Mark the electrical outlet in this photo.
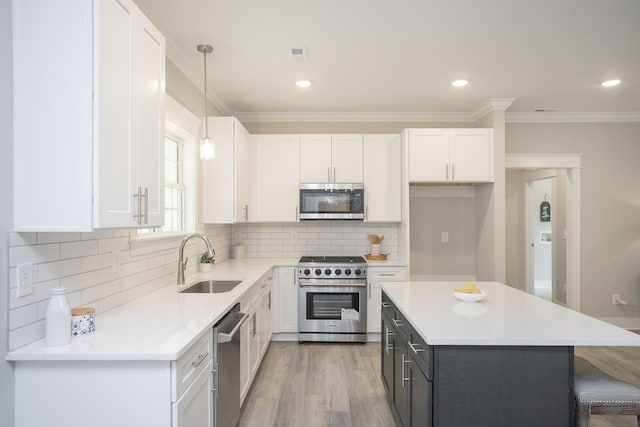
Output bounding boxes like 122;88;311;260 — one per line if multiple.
17;263;33;297
441;232;449;243
613;293;620;305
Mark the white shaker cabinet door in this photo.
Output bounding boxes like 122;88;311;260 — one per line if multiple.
300;134;332;183
449;128;494;182
407;129;449;182
332;134;364;183
96;0;165;228
363;134;401;222
255;135;300;222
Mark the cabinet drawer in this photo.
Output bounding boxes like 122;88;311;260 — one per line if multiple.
369;266;408;281
407;328;432;380
172;332;213;401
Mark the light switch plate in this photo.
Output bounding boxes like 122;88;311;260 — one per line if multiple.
17;263;33;297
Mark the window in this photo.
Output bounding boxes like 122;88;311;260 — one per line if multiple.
136;118;197;239
163;135;185;232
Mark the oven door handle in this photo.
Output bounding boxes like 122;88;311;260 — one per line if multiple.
298;281;367;288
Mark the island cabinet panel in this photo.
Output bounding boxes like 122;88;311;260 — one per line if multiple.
381;290;574;427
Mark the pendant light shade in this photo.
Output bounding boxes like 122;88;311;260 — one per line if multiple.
198;44;215;160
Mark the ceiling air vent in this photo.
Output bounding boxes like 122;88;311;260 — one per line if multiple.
289;46;308;62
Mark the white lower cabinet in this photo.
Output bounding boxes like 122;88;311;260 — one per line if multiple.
272;267;298;333
240;273;273;404
367;266;407;333
172;359;214;427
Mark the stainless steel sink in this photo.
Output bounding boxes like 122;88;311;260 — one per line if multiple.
180;280;243;293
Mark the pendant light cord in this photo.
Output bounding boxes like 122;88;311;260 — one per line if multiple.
203;48;209;139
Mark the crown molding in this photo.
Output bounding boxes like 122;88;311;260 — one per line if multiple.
506;111;640;123
165;38;234;116
234;111;476;123
471;98;515;121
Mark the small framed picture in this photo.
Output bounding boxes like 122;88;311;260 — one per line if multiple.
539;231;552;244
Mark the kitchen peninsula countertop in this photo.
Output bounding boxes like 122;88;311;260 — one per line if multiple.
381;281;640;346
6;257;298;362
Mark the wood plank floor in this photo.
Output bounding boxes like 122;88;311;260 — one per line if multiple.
239;342;640;427
238;342;395;427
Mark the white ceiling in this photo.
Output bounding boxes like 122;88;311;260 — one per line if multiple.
135;0;640;121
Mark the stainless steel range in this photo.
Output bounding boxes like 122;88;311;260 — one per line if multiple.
297;256;367;343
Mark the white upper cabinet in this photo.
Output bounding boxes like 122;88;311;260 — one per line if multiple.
255;135;300;222
13;0;165;231
363;134;402;222
407;128;494;183
202;117;253;224
300;134;363;183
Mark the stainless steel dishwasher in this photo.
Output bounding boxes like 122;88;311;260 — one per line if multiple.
213;303;249;427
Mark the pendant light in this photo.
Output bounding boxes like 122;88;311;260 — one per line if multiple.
198;44;215;160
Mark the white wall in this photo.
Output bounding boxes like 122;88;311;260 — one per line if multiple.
507;122;640;320
1;0;14;423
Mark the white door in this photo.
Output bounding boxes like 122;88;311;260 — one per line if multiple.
276;267;298;333
134;11;165;227
234;121;252;222
363;134;401;222
95;0;136;227
172;360;214;427
255;135;300;221
450;129;494;182
332;134;363;183
300;135;332;183
407;129;449;182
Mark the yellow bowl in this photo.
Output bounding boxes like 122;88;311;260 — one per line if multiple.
453;289;486;303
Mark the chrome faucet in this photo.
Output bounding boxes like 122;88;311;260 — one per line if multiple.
177;233;215;286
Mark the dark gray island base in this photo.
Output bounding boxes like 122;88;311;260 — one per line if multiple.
381;291;574;427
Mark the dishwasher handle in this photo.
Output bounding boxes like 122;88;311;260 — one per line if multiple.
217;312;249;343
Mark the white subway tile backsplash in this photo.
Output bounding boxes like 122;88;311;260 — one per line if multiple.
10;243;60;267
37;258;83;282
9;321;45;350
9;305;38;329
62;240;98;259
7;225;233;351
37;232;81;244
9;232;37;246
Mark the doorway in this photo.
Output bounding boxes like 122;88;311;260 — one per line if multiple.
523;171;562;303
505;153;582;311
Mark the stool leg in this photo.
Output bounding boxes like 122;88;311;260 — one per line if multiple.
576;403;590;427
636;415;639;427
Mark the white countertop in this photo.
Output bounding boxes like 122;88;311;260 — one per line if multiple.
6;257;298;362
382;281;640;346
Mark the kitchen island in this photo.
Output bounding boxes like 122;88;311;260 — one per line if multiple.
381;281;640;427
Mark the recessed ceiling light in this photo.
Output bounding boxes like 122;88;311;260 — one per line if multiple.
451;79;469;87
601;79;621;87
296;80;312;88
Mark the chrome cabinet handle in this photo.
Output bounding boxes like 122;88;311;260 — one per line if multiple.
252;313;257;337
327;167;331;182
333;167;336;182
409;341;426;354
384;324;395;354
392;318;404;328
446;164;449;180
379;273;396;277
192;351;209;368
133;187;142;224
142;187;148;224
244;204;248;221
267;291;272;310
452;164;455;180
401;353;412;387
381;301;390;308
368;281;371;299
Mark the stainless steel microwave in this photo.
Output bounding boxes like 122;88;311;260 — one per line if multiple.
299;183;364;220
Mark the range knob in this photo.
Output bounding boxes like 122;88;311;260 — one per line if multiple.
345;269;352;276
354;268;362;276
324;269;331;276
303;269;310;276
315;269;322;276
335;269;342;276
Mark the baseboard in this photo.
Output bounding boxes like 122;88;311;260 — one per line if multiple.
597;317;640;330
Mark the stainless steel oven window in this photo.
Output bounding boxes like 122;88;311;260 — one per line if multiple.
305;292;361;320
